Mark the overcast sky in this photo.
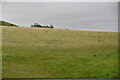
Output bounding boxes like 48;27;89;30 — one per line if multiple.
1;0;119;2
2;2;118;31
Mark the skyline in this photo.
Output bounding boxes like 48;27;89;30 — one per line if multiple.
1;2;118;32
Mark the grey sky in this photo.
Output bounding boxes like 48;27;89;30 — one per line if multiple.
0;2;2;20
2;2;118;31
1;0;119;2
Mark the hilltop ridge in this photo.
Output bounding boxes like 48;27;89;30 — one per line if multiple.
0;20;18;27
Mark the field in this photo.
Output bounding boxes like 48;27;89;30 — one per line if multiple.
2;26;118;78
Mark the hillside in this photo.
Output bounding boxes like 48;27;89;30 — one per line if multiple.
0;20;18;27
2;26;118;78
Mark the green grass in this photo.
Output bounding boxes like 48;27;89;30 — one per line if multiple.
0;27;1;79
2;27;118;78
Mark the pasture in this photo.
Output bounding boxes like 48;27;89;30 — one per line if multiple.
2;26;118;78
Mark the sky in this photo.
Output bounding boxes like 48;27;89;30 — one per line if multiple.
1;0;119;2
1;2;118;32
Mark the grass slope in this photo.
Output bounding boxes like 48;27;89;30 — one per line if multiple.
0;21;18;27
2;27;118;78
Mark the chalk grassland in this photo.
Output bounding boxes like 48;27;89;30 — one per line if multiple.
2;26;118;78
0;26;2;79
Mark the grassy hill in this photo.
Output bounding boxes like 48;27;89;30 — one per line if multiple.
0;20;18;27
2;26;118;78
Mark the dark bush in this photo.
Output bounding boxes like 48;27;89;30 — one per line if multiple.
31;23;54;28
50;25;54;28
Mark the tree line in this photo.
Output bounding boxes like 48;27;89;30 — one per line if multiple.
31;23;54;28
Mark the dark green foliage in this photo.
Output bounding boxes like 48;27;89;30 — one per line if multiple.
50;25;54;28
31;23;54;28
0;20;18;27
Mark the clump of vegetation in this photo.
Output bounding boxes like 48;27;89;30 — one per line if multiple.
31;23;54;28
0;20;18;27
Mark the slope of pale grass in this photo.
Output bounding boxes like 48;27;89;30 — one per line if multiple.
0;27;2;79
2;27;118;78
